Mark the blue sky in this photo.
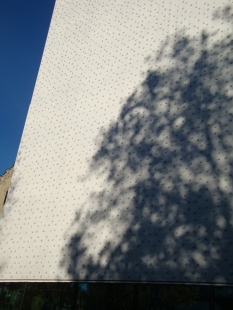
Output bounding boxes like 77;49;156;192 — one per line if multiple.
0;0;55;175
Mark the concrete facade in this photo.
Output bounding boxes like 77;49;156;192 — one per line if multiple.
0;167;13;215
0;0;233;284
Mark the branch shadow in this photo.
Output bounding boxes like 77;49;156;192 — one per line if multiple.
60;6;233;284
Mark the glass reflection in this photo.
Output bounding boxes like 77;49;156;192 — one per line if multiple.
214;286;233;310
21;283;76;310
75;284;210;310
1;282;233;309
0;283;24;310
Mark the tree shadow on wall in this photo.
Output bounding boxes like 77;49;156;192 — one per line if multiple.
61;7;233;284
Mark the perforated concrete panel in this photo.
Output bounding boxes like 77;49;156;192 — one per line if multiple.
1;0;233;284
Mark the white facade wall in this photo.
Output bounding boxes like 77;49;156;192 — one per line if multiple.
1;0;233;284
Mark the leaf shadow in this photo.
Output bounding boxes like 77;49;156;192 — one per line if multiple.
60;6;233;284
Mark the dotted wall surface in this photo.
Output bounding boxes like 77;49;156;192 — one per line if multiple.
1;0;233;284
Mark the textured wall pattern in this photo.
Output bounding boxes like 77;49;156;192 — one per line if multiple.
1;0;233;284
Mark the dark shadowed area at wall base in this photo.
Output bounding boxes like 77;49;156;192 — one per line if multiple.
0;282;233;310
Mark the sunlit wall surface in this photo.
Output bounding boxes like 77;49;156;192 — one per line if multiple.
0;0;233;284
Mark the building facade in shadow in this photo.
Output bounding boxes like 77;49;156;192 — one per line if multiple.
0;167;13;215
0;2;233;307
